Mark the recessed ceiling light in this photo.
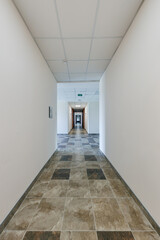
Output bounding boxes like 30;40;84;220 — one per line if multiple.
75;105;81;107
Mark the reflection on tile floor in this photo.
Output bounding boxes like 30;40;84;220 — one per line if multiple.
0;128;159;240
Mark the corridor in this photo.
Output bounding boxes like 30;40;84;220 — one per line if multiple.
0;129;159;240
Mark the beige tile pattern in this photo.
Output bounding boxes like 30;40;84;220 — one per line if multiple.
6;199;40;230
70;168;87;180
109;179;130;197
60;231;97;240
102;167;118;179
86;162;101;169
67;180;90;197
56;162;72;169
62;198;95;230
1;130;159;239
43;180;69;198
0;231;24;240
27;182;49;198
133;231;160;240
28;198;65;230
89;180;113;198
92;198;130;231
118;198;153;230
38;169;54;182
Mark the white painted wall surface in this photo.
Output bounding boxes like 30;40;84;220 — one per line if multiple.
100;0;160;225
85;104;89;133
89;102;99;134
68;105;72;133
0;0;57;224
57;102;69;134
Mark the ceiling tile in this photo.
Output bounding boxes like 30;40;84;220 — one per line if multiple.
36;39;65;60
48;61;68;73
86;73;103;81
90;38;122;60
56;0;97;38
57;82;99;102
94;0;142;37
87;60;110;72
13;0;60;38
64;39;91;60
75;88;87;93
70;73;86;81
54;73;69;82
68;61;88;73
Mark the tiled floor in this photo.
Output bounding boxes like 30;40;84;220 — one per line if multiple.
0;128;160;240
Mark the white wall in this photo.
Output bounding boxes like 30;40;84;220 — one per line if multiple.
0;0;57;224
68;105;72;133
100;0;160;226
57;102;69;134
85;104;89;133
89;102;99;134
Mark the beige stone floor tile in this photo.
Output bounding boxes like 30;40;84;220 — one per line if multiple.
56;162;72;169
71;162;86;168
6;199;40;230
99;160;111;168
43;180;69;198
118;198;153;230
28;198;65;231
86;162;101;169
89;180;113;198
0;231;25;240
72;155;85;162
38;169;54;182
102;167;119;179
45;162;59;170
133;231;160;240
67;180;90;197
3;133;157;237
62;198;95;230
50;155;61;162
27;181;49;198
92;198;130;231
18;198;41;211
109;179;130;197
84;151;94;155
60;231;97;240
70;168;87;180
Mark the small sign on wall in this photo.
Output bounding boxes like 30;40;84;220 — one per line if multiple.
49;106;53;118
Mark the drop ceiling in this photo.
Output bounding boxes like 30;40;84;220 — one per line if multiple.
13;0;143;82
58;82;99;102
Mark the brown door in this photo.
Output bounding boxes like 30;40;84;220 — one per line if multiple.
82;108;85;129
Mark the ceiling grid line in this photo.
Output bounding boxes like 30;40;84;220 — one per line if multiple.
53;0;70;81
46;58;111;62
85;0;100;77
13;0;144;83
35;36;123;40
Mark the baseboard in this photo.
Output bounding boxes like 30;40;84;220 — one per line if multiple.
0;150;57;234
100;150;160;236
